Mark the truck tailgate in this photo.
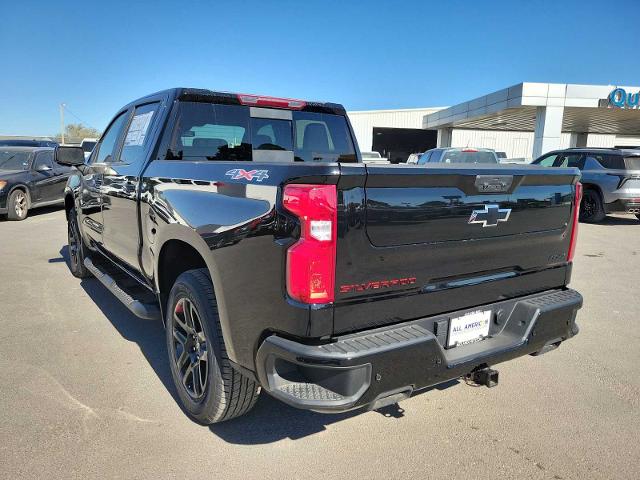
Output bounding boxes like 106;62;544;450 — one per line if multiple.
333;163;580;334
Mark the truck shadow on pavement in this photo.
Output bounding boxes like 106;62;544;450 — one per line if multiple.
591;215;639;226
54;246;456;444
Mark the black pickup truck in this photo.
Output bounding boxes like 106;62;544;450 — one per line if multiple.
56;88;583;424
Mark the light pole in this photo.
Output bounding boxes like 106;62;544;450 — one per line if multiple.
59;103;65;144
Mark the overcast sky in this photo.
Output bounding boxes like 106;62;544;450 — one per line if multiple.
1;0;639;135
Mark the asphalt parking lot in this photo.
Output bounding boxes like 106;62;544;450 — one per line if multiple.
1;208;639;480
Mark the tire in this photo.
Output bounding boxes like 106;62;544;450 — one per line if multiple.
67;207;91;278
7;189;28;220
580;189;605;223
166;268;260;424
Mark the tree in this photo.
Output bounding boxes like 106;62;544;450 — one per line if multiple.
54;123;101;144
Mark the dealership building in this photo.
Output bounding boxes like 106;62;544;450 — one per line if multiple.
348;82;640;163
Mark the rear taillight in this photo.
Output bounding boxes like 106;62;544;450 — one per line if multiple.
283;184;337;304
237;94;306;110
567;182;582;262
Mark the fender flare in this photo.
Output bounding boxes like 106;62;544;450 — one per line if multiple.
153;224;240;363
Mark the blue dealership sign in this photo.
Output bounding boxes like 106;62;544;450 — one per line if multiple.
609;88;640;109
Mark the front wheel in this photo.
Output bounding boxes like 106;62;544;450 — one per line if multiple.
166;268;260;424
580;189;605;223
67;207;91;278
7;190;28;220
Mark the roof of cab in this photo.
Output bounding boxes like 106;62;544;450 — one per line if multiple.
123;88;346;115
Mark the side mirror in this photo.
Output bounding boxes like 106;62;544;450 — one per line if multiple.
36;164;53;172
55;146;85;166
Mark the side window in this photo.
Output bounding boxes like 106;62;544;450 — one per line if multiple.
93;112;129;164
33;151;54;170
163;102;356;163
596;154;625;170
536;153;558;167
418;151;431;164
558;154;584;169
120;102;160;165
429;150;442;162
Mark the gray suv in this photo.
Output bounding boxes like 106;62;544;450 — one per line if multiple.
532;148;640;223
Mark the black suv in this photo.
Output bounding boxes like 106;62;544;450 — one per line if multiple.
533;148;640;222
0;147;73;220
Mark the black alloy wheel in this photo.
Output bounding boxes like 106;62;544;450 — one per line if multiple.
67;207;90;278
170;297;209;400
165;269;260;424
579;189;605;223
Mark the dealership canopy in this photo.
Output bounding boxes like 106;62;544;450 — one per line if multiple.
423;83;640;158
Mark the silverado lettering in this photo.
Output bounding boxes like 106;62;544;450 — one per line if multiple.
57;88;583;425
340;277;417;293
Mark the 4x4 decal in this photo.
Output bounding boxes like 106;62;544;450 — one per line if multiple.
225;169;270;182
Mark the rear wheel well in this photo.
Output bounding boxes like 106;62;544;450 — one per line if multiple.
158;240;208;312
581;183;602;199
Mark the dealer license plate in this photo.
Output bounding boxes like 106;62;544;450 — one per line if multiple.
447;310;492;347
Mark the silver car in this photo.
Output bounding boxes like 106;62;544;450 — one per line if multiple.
415;147;500;165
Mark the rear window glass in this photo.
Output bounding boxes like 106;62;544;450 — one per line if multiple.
165;102;356;162
292;111;356;162
624;156;640;170
168;103;251;161
251;117;293;151
441;149;498;164
585;154;624;170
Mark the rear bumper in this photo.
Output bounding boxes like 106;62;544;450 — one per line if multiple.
606;198;640;214
255;288;582;413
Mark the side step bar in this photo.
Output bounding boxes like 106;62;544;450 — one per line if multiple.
83;257;161;321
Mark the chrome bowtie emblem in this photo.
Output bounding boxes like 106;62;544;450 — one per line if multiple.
468;205;511;227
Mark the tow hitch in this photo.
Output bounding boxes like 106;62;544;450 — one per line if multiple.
467;367;499;388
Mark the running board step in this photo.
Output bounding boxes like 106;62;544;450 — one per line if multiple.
84;257;160;321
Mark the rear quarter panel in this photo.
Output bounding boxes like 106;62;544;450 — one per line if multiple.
140;160;341;370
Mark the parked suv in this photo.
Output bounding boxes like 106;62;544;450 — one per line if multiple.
417;147;499;165
532;148;640;222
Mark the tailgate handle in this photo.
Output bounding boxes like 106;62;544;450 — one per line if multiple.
475;175;513;193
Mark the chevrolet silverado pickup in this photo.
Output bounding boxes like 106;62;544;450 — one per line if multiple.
56;88;583;424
